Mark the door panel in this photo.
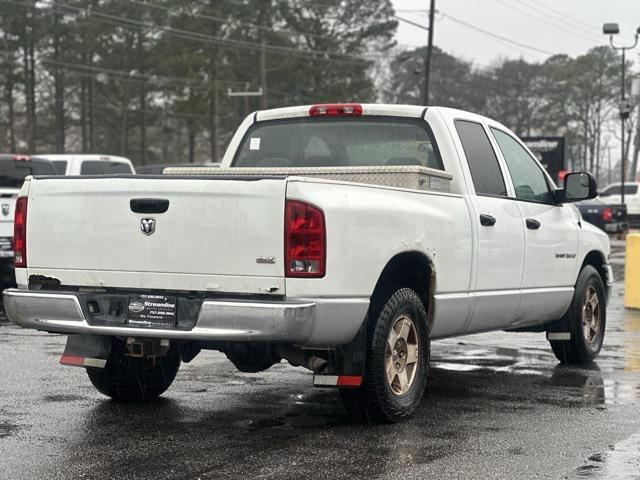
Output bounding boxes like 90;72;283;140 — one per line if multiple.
516;203;579;290
487;127;579;327
453;119;525;332
466;196;525;332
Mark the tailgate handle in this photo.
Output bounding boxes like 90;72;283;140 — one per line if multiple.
130;198;169;214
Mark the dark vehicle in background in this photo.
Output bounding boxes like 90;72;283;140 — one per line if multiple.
598;182;640;228
577;198;626;233
0;155;58;288
137;162;220;174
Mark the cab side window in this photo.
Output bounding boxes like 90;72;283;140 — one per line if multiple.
491;128;553;204
454;120;507;197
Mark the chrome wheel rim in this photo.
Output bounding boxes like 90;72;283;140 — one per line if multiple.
385;314;419;396
582;286;601;346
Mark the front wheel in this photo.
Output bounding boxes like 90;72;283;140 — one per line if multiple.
549;265;606;364
86;339;181;401
341;288;429;423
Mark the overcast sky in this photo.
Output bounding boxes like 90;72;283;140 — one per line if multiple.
392;0;640;68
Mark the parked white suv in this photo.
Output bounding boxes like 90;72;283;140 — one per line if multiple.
4;105;611;422
36;154;135;175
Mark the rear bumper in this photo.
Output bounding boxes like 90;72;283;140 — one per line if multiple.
3;289;368;347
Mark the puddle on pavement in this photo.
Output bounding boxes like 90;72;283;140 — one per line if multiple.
569;433;640;479
0;421;20;438
43;394;89;403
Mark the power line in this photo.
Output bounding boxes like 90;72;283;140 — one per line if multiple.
42;59;248;89
131;0;343;43
519;0;611;37
440;11;555;56
395;15;430;31
1;0;370;67
494;0;601;44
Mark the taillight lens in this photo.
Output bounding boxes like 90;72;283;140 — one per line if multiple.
602;207;613;222
285;200;325;278
14;196;27;267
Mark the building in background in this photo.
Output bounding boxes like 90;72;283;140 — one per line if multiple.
522;137;566;184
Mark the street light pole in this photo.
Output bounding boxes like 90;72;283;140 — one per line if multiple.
603;23;639;222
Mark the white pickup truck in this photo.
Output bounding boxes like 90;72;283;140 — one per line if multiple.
4;104;611;422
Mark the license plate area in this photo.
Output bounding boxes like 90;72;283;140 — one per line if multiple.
127;294;177;329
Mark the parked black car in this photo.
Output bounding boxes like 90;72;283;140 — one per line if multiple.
576;198;626;233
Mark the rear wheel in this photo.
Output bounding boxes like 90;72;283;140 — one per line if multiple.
86;339;180;401
549;266;606;364
340;288;429;423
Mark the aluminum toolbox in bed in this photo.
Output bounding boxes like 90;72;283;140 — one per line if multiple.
163;165;453;193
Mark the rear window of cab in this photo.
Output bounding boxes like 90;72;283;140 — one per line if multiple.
233;117;444;170
0;157;58;187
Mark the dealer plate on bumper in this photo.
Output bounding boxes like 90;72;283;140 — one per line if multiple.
127;294;177;328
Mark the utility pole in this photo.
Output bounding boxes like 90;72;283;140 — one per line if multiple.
227;85;264;117
422;0;436;105
259;0;270;110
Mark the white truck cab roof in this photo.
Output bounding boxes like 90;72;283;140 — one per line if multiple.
36;154;135;175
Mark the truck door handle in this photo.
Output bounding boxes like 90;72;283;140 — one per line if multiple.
479;214;496;226
130;198;170;214
526;218;541;230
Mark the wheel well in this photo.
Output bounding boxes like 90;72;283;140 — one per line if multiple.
581;250;607;286
369;251;434;330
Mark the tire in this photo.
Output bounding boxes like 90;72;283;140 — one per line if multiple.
340;288;429;423
549;265;606;364
86;339;181;401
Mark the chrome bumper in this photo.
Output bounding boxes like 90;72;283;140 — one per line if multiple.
3;289;317;343
604;263;614;304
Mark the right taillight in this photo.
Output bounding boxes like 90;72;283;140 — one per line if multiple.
14;196;27;267
285;200;325;278
602;207;613;222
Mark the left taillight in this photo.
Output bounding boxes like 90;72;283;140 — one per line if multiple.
14;196;27;267
285;200;326;278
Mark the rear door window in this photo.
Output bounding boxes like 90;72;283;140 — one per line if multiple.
233;117;443;170
454;120;507;197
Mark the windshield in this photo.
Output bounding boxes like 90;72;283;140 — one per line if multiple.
0;158;58;187
233;117;443;169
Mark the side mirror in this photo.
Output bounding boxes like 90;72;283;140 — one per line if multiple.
561;172;597;203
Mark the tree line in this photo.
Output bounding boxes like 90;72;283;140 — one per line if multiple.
0;0;396;164
384;45;639;183
0;0;637;182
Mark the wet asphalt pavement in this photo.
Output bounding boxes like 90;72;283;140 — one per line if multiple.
1;244;640;479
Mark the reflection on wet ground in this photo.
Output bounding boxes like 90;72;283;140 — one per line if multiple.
569;434;640;479
1;282;640;478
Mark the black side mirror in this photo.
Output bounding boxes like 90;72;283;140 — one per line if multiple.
561;172;597;203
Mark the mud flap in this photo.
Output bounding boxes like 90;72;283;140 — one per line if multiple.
547;332;571;341
313;320;367;388
60;334;112;368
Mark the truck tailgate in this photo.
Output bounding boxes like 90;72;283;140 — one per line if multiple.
25;176;287;294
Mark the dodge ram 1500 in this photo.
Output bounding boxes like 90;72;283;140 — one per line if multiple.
4;104;612;422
